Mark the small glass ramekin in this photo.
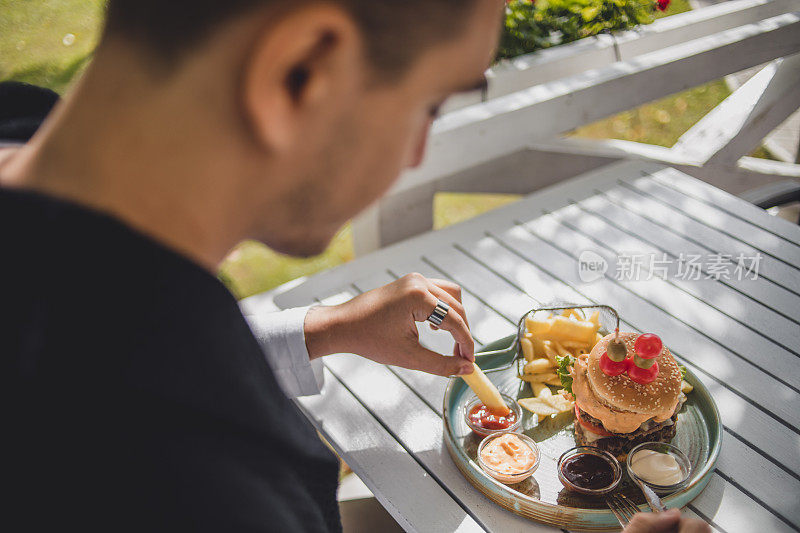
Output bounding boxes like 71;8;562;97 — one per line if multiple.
557;445;622;495
477;431;540;484
464;394;522;437
626;442;692;494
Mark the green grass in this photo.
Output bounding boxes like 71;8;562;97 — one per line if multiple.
0;0;105;93
3;0;770;300
573;80;733;146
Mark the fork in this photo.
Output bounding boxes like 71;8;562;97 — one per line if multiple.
605;493;643;528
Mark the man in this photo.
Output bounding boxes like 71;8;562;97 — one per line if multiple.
0;0;710;531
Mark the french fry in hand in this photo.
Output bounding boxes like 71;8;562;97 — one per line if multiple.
524;358;554;374
588;310;600;327
461;363;510;416
520;337;535;362
518;372;558;383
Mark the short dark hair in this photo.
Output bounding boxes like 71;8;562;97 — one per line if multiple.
104;0;478;75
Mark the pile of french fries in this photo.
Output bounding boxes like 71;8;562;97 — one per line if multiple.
517;308;603;421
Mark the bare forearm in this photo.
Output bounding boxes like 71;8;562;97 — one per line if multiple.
304;304;346;360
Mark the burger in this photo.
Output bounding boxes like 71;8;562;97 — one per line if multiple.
567;332;685;457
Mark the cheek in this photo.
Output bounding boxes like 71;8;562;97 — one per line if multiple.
355;108;424;191
317;103;430;224
369;112;427;189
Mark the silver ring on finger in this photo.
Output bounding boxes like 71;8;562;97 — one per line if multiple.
426;299;450;326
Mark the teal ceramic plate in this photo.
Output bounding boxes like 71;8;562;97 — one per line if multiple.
443;334;722;532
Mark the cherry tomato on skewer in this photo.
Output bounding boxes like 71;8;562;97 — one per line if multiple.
599;352;629;376
628;361;659;384
634;333;662;359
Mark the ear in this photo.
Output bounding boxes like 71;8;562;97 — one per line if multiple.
242;5;363;152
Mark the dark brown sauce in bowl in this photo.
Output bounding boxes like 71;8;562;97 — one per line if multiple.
557;446;622;495
562;454;615;490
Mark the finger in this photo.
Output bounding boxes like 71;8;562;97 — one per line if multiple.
427;278;463;303
624;510;681;533
421;289;475;361
679;518;712;533
427;283;468;328
403;344;473;377
427;279;468;326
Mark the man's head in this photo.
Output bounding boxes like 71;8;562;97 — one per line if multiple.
72;0;504;259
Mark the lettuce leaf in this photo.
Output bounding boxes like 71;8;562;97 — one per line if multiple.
679;365;687;380
556;354;575;396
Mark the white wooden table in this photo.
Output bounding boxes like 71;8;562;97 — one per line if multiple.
241;161;800;533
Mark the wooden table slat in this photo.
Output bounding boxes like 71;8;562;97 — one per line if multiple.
580;189;800;323
612;176;800;295
297;368;484;533
538;204;800;388
562;197;800;346
322;353;555;532
651;167;800;245
688;473;796;533
631;169;800;265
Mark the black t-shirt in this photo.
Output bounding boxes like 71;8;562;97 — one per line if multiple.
1;186;341;532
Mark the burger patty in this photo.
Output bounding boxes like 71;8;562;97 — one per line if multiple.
574;407;679;457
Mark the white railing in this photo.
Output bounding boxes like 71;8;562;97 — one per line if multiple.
352;0;800;254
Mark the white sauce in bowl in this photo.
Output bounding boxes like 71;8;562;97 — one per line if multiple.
630;449;684;485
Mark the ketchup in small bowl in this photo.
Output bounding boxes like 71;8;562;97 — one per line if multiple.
557;446;622;495
464;394;522;437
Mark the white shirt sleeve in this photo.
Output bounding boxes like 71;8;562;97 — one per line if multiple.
245;306;324;397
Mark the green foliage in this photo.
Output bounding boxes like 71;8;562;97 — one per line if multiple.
499;0;657;60
555;354;576;396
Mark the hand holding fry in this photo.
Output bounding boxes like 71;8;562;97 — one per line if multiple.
304;273;474;377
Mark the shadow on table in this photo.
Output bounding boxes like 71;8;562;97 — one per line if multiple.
339;497;404;533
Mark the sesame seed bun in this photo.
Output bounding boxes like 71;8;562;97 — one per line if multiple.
587;333;682;417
